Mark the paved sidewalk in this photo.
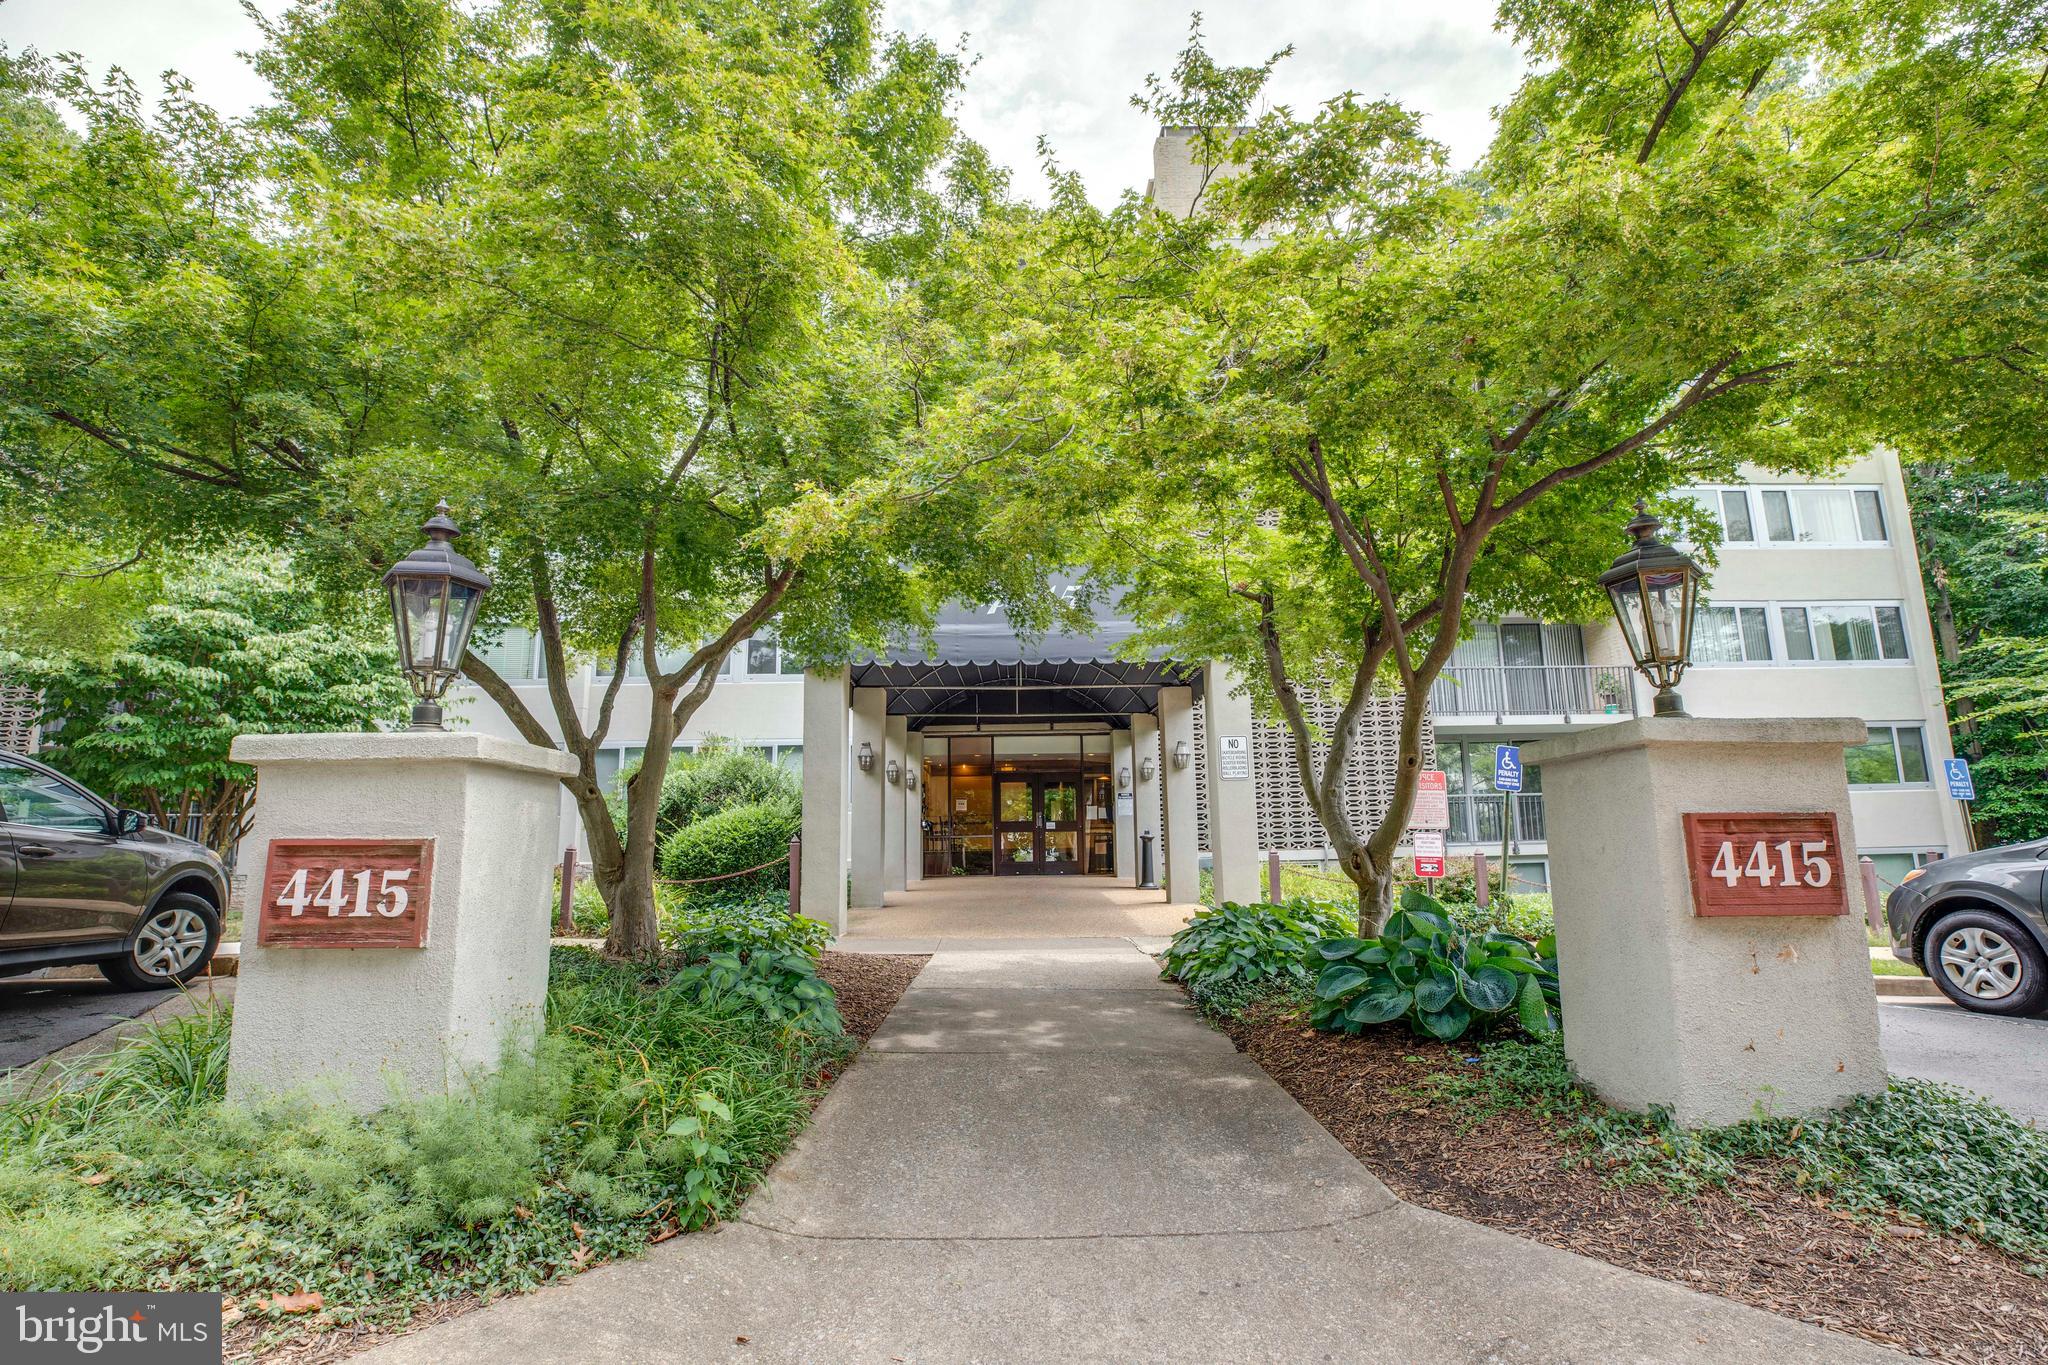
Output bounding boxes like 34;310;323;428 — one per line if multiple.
360;940;1896;1364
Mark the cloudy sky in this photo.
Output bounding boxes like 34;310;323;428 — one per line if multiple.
1;0;1526;201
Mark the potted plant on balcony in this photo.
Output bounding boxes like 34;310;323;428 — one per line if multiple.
1595;671;1626;715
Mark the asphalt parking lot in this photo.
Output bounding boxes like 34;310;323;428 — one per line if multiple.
0;976;177;1071
1877;999;2048;1124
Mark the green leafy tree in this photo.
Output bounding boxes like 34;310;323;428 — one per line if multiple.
1907;467;2048;844
6;553;409;853
0;3;1067;954
974;7;2045;928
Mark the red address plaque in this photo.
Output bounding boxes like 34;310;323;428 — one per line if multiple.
257;838;434;948
1683;813;1848;917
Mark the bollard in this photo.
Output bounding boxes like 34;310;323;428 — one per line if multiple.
558;847;577;935
1473;850;1489;909
1139;831;1159;890
1267;849;1282;903
1860;856;1885;941
788;835;803;917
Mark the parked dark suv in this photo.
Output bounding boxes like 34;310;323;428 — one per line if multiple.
1885;838;2048;1017
0;751;227;989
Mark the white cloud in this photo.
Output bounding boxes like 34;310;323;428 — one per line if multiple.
2;0;1526;202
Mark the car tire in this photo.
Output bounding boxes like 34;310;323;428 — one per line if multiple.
100;893;220;991
1921;907;2048;1017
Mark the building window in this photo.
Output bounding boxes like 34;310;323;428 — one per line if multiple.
1845;725;1931;786
1693;602;1773;664
469;625;546;681
1781;603;1909;663
1690;485;1887;548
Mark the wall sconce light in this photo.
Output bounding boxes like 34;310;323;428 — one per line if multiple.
1138;755;1156;782
857;741;874;771
905;769;918;791
1171;740;1192;769
886;759;902;784
1117;766;1131;790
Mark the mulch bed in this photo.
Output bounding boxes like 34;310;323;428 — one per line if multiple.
1217;1003;2048;1365
817;951;927;1045
238;952;928;1362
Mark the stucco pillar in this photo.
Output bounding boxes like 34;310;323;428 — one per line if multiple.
1157;685;1200;904
1111;729;1137;879
849;687;888;909
1130;712;1163;887
883;714;909;894
905;732;926;886
800;668;850;934
225;732;577;1112
1202;662;1261;905
1524;717;1885;1128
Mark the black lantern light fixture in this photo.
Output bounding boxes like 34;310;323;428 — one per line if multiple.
1598;502;1702;718
382;500;491;731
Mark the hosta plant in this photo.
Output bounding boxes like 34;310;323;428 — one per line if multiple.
1310;888;1559;1042
1163;898;1357;1002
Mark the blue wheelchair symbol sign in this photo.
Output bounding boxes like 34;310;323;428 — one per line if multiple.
1943;758;1975;801
1494;745;1523;793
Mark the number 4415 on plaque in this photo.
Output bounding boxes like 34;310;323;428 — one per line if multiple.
1682;814;1848;918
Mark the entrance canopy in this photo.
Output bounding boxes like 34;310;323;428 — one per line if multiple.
850;585;1200;730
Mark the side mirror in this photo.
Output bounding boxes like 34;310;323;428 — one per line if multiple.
113;809;147;837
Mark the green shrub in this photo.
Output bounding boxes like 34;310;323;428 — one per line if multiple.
1163;898;1357;1017
654;749;799;841
0;949;848;1316
1446;892;1555;942
1429;1034;2048;1269
665;888;831;962
1310;886;1560;1042
666;949;843;1036
658;797;801;896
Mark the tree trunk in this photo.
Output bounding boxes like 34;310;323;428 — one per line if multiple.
599;682;683;958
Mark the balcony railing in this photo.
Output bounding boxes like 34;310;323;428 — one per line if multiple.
1445;793;1546;847
1429;665;1637;720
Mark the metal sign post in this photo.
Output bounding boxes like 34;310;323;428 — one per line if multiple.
1943;758;1978;851
1494;746;1521;905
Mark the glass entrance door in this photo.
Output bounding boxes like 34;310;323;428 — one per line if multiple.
995;777;1039;874
993;776;1084;875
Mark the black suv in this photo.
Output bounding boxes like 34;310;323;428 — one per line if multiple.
0;750;228;989
1885;838;2048;1017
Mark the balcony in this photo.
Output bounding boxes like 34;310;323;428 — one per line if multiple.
1429;665;1637;722
1446;793;1547;847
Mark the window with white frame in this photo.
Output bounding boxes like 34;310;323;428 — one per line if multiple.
468;626;547;681
732;631;804;680
1690;485;1887;547
1845;724;1931;786
1780;603;1910;662
1692;601;1773;664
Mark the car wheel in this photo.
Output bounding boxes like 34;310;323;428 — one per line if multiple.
100;893;220;991
1922;907;2048;1017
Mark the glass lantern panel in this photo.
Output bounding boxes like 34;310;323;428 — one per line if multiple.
1607;580;1647;663
440;582;483;671
1643;568;1689;658
397;577;449;672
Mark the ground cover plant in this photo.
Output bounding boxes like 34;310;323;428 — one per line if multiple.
1161;898;1354;1018
1428;1034;2048;1271
1311;888;1560;1042
0;946;862;1346
1217;1010;2048;1361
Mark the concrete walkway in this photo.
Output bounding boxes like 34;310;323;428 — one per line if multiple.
360;939;1896;1364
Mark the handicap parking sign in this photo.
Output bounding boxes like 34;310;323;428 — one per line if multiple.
1943;758;1975;801
1494;745;1522;793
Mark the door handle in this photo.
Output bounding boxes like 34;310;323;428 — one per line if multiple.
17;844;56;858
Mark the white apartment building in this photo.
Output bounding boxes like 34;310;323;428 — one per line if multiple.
449;444;1969;903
